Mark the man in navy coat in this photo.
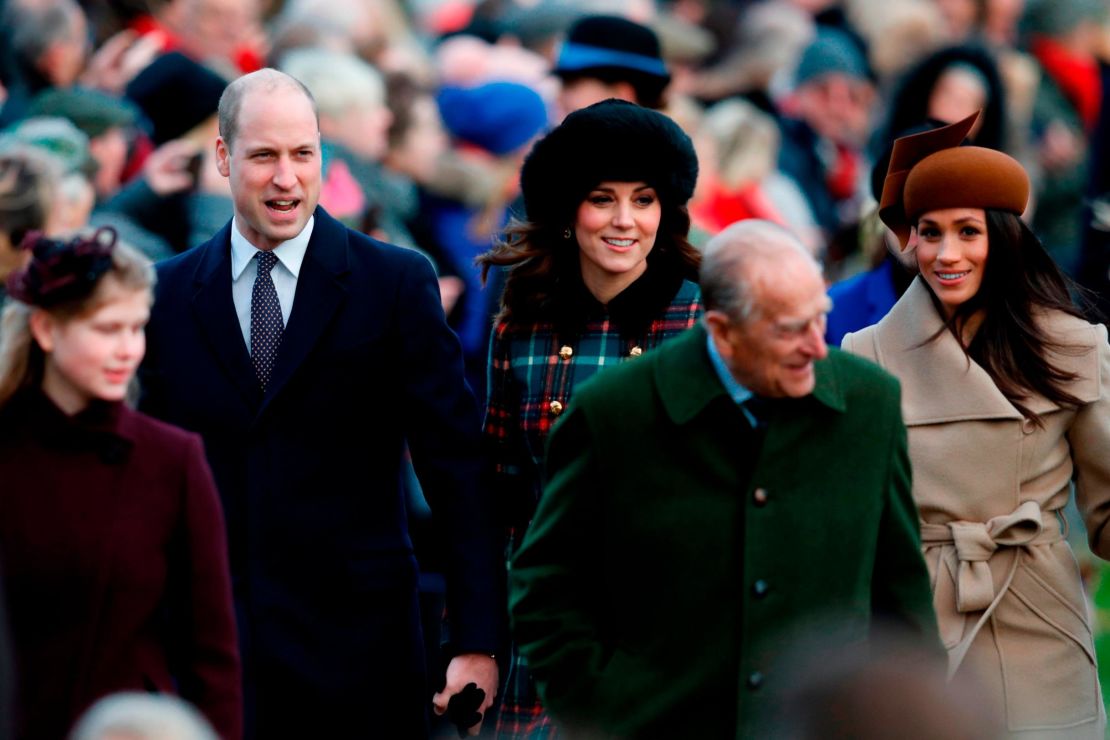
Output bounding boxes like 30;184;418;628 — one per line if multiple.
139;68;500;738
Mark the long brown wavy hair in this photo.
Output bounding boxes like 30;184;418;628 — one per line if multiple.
924;209;1098;426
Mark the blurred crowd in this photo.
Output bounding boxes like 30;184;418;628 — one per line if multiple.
3;0;1110;736
2;0;1109;384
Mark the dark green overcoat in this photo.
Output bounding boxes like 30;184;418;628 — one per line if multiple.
510;325;940;738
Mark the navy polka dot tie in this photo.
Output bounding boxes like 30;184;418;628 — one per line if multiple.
251;251;284;391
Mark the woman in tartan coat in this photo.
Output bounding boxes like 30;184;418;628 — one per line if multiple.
478;99;703;738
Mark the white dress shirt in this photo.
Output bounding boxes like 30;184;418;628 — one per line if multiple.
230;216;313;350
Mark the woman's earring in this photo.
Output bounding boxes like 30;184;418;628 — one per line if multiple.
563;227;572;240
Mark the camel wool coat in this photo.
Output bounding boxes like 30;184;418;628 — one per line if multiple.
843;278;1110;736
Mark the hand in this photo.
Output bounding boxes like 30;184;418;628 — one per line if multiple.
432;653;498;736
142;139;202;196
79;30;163;94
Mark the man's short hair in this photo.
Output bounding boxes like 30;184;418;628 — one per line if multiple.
69;692;218;740
217;68;319;151
700;220;816;322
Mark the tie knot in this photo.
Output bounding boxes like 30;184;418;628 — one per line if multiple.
257;250;279;273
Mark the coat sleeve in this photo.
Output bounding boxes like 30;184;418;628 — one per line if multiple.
869;381;943;651
172;433;243;739
1072;325;1110;558
395;251;502;654
509;404;614;728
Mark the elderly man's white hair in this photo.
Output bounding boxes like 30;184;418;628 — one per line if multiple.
699;219;821;322
279;48;386;118
68;693;218;740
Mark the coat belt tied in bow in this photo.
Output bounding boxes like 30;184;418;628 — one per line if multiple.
919;500;1064;677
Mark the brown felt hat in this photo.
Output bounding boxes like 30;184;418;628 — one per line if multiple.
878;112;1029;249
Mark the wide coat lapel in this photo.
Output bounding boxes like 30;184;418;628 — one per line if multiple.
190;221;261;408
258;208;349;414
871;278;1023;425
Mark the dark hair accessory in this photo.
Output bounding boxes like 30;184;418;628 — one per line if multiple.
7;226;117;308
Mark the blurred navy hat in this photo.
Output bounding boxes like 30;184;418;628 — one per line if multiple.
520;98;697;227
437;82;549;156
554;15;670;105
125;52;228;144
794;27;869;87
29;87;139;139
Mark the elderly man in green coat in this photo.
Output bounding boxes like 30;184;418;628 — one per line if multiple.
509;220;941;738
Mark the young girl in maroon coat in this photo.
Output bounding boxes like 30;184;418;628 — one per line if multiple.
0;228;242;739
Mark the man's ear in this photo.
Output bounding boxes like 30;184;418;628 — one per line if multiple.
704;310;734;359
28;310;57;354
215;137;231;178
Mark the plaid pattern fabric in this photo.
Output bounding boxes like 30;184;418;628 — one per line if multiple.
485;278;702;739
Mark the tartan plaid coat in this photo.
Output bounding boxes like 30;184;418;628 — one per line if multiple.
483;265;702;738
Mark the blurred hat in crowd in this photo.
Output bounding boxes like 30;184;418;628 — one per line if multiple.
1022;0;1108;36
794;27;869;87
29;87;139;139
125;52;228;144
0;117;97;178
519;98;697;227
436;81;549;156
554;15;670;88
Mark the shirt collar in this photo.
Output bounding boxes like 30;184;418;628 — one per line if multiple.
229;215;314;280
705;330;753;406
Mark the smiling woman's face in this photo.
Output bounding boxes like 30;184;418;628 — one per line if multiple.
914;207;990;317
574;180;661;303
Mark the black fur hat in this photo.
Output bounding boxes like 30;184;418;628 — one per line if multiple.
519;99;697;229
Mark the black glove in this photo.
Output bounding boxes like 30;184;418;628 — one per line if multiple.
446;682;486;737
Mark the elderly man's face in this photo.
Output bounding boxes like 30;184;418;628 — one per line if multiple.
709;255;830;399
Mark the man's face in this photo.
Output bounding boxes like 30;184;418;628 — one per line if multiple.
216;85;321;250
557;77;635;119
794;72;874;146
708;255;831;399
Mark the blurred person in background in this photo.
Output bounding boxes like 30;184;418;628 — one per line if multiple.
691;97;821;253
479;99;703;738
0;228;241;739
70;693;217;740
551;14;671;116
0;0;89;127
843;113;1110;736
0;148;55;318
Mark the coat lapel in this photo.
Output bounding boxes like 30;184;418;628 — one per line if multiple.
190;222;262;408
258;208;349;414
873;278;1022;424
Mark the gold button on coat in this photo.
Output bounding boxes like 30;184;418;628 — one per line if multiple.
549;400;564;416
559;345;573;360
629;346;643;357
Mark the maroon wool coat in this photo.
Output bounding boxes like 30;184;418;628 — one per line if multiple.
0;390;242;739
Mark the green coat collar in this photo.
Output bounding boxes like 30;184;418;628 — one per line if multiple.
655;323;847;425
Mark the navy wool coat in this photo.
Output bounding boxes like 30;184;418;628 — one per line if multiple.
139;207;500;737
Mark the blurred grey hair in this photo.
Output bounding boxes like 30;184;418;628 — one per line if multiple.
699;220;818;322
6;0;83;70
68;693;218;740
279;49;386;118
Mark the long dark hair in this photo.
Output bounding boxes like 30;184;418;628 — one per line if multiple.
926;209;1095;425
478;200;701;327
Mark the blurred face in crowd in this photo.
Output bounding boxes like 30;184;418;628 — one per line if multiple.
574;181;661;302
707;250;830;399
914;207;989;318
386;95;448;184
89;127;130;198
928;66;988;139
30;278;151;414
327;103;393;163
178;0;261;61
794;72;874;146
45;6;89;86
558;77;636;119
216;83;322;250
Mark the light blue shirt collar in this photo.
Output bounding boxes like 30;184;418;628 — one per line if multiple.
706;331;761;427
229;215;314;280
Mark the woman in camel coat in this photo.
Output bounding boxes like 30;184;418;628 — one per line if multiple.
843;112;1110;736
